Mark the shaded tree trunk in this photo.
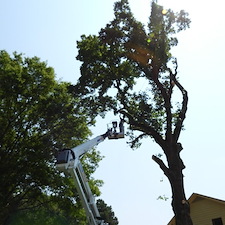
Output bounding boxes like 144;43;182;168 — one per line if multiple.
153;143;193;225
168;159;192;225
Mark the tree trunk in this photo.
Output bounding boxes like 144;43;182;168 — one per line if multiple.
169;170;192;225
166;145;193;225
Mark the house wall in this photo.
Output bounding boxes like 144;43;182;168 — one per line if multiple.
191;198;225;225
168;198;225;225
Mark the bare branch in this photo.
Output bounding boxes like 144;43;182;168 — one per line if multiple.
168;58;178;98
152;155;170;178
169;69;188;142
127;133;147;149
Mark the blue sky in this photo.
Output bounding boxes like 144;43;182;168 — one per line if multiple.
1;0;225;224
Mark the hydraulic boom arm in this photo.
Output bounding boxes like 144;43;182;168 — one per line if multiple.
56;120;124;225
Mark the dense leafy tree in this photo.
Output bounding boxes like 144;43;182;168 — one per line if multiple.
73;0;192;224
8;208;69;225
97;199;118;225
0;50;103;225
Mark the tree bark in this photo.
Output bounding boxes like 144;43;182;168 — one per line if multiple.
167;145;193;225
169;169;192;225
153;144;193;225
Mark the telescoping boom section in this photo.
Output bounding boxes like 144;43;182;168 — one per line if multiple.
56;120;124;225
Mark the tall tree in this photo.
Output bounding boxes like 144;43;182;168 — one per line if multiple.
97;199;118;225
0;50;102;225
73;0;192;224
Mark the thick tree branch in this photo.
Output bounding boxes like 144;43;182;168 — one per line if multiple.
115;80;166;149
154;78;172;139
169;69;188;142
168;58;178;99
152;73;173;142
152;155;170;178
119;109;166;149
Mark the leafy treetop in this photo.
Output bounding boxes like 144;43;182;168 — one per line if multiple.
74;0;190;149
0;50;103;225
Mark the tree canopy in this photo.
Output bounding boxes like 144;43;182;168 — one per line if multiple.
73;0;192;224
97;199;119;225
0;50;104;225
74;0;190;149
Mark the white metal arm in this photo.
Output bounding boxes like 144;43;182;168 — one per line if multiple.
72;135;105;159
56;120;124;225
69;162;105;225
56;134;108;225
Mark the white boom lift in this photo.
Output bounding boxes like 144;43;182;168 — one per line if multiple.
56;120;124;225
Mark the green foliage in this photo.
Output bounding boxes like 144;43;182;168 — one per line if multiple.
73;1;192;223
157;195;169;201
8;208;69;225
74;0;190;148
0;50;101;224
97;199;119;225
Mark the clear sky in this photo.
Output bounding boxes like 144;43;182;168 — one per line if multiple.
1;0;225;224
